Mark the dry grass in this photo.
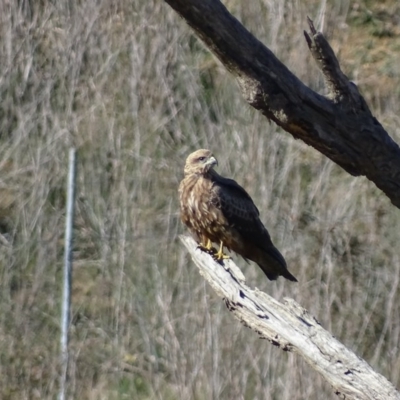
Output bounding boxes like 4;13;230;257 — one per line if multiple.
1;0;400;398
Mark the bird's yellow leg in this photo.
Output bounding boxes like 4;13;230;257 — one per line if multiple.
215;241;230;261
198;239;217;254
204;239;213;251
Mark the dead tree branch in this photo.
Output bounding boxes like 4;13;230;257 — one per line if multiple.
164;0;400;208
180;235;400;400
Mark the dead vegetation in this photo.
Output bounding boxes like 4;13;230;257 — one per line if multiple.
1;0;400;399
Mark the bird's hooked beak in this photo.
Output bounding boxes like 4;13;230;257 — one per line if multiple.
206;156;218;169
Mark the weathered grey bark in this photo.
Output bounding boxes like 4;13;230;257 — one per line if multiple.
180;235;400;400
164;0;400;208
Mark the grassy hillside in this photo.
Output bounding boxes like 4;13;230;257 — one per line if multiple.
1;0;400;398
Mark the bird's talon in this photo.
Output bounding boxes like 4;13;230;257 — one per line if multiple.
198;245;217;255
213;253;230;262
213;241;230;261
197;239;217;255
214;251;230;261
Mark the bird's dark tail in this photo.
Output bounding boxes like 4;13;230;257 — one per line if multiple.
259;264;297;282
257;245;297;282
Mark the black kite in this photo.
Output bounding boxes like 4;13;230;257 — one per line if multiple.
179;149;297;282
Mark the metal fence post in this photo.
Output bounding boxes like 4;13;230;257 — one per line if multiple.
59;148;77;400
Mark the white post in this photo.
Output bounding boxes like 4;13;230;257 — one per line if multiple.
59;148;77;400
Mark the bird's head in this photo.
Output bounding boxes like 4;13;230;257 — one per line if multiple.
183;149;218;176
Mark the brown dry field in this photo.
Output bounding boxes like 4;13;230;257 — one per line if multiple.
1;0;400;399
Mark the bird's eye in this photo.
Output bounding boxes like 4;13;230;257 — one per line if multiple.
198;156;206;161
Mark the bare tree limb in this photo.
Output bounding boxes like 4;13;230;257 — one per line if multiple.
168;2;400;396
180;235;400;400
164;0;400;208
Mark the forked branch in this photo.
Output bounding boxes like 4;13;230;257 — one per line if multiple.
164;0;400;207
180;235;400;400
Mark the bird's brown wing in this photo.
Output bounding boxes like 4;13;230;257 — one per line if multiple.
211;175;296;281
211;175;271;250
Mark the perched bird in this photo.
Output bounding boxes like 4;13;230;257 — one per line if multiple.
179;149;297;282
